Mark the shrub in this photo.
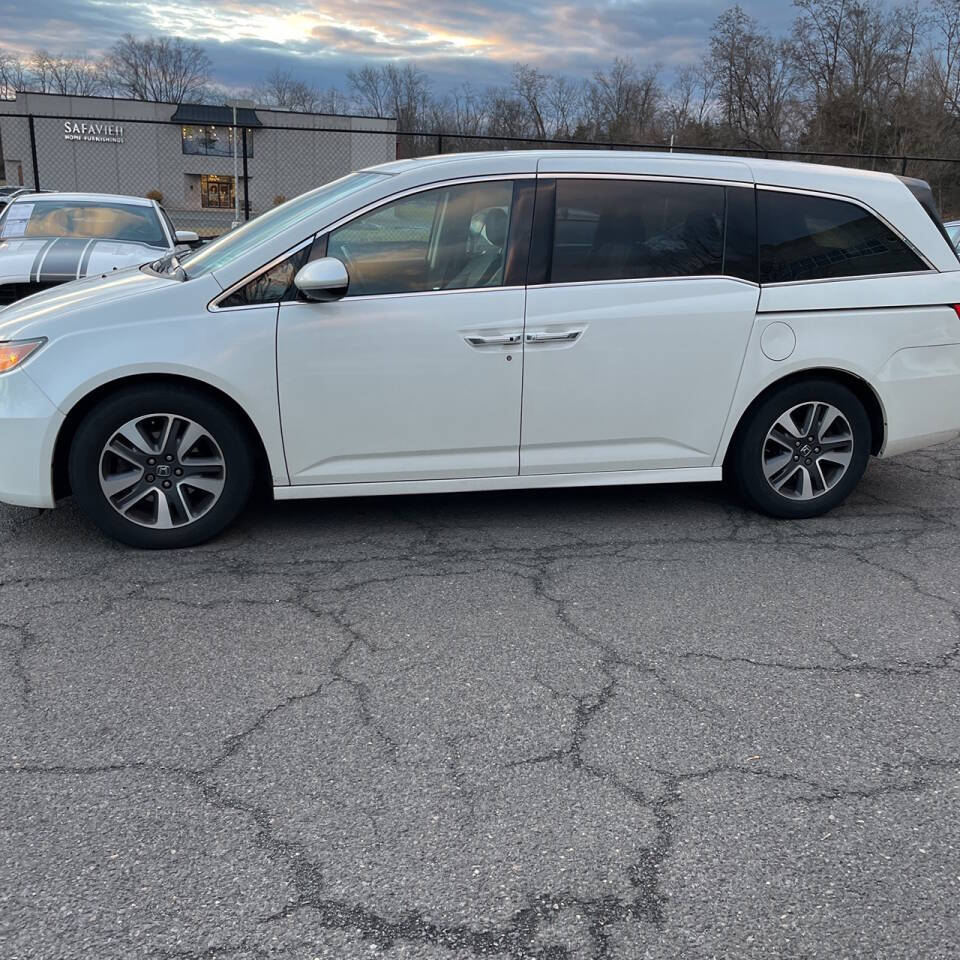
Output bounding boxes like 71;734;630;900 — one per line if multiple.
145;189;163;204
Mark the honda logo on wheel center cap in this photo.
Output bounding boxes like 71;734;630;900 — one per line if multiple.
155;464;172;477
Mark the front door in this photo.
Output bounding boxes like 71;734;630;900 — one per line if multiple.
520;176;761;475
277;179;532;485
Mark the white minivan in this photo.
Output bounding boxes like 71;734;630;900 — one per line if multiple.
1;150;959;548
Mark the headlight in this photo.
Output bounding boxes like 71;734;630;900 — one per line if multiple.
0;338;46;374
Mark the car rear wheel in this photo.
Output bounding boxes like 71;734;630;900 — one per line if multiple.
69;384;254;548
729;378;871;519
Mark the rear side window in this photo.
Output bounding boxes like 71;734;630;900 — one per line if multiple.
550;179;726;283
758;190;927;283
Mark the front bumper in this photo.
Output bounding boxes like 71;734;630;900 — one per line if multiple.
878;343;960;457
0;368;62;508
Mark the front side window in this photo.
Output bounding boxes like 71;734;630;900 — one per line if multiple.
326;180;515;297
550;179;726;284
182;125;253;157
0;199;167;246
758;190;927;283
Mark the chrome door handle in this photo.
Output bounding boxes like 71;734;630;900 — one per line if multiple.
525;330;582;343
465;333;522;346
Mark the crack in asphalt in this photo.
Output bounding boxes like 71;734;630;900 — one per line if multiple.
4;448;960;958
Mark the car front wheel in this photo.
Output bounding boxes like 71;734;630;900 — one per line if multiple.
729;378;871;519
69;384;254;548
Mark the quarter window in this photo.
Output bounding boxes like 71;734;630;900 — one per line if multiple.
219;245;314;307
326;180;515;297
549;179;727;284
758;190;927;283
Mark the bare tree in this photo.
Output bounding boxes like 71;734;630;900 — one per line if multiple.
254;68;322;112
665;65;717;141
385;63;432;131
928;0;960;116
483;86;533;138
708;6;798;149
317;86;352;115
547;74;582;139
30;50;106;96
0;49;28;98
583;57;663;142
347;65;391;118
107;35;211;103
446;84;487;136
348;63;432;133
511;63;550;138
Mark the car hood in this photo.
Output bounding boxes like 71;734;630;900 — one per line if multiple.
0;266;187;340
0;237;166;283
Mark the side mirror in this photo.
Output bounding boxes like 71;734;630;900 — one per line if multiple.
294;257;349;302
174;229;200;247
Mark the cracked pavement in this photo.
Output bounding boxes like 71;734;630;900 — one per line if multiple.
2;443;960;959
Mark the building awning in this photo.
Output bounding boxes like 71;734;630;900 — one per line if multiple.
171;104;262;127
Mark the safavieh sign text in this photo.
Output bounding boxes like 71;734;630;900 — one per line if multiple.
63;121;125;144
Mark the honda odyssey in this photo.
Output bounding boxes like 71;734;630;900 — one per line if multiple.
0;150;958;547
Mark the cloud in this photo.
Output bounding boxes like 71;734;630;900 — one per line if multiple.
0;0;798;90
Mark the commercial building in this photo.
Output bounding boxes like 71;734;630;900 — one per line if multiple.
0;91;397;233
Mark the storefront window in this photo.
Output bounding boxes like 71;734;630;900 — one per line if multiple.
200;175;236;209
182;125;253;157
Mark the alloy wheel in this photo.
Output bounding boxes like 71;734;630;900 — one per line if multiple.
98;413;227;528
762;401;854;501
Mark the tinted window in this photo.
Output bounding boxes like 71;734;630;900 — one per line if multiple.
219;245;313;307
758;190;927;283
0;200;167;246
550;179;725;283
327;180;514;297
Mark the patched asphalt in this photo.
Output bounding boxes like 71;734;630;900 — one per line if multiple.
1;441;959;959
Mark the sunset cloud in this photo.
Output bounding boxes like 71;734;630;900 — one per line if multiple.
0;0;795;90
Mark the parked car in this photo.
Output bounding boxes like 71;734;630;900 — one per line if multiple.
0;192;198;305
944;219;960;252
1;152;959;548
0;187;42;213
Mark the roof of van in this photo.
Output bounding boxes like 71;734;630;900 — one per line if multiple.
369;149;903;191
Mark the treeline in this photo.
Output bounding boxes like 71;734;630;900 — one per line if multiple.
6;3;960;207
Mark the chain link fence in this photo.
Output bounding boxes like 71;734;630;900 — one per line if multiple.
4;110;960;236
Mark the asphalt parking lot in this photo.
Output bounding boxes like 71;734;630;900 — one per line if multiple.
2;442;959;960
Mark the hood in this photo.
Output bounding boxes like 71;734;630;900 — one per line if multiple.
0;237;166;284
0;266;183;340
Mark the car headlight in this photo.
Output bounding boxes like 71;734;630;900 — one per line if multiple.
0;338;46;374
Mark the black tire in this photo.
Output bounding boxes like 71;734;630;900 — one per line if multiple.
69;383;254;548
728;378;871;519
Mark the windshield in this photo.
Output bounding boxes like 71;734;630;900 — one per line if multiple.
0;199;167;246
179;171;390;278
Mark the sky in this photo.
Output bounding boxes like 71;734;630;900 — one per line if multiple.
0;0;798;92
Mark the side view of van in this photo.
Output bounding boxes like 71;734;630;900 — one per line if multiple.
0;150;958;547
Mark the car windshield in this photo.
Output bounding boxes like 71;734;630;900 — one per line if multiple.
0;199;167;246
177;171;390;278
